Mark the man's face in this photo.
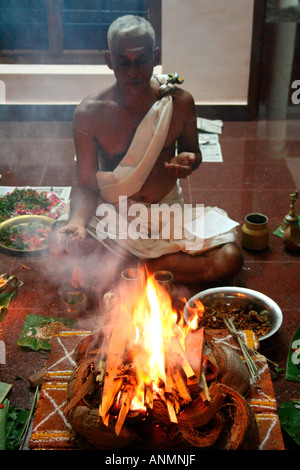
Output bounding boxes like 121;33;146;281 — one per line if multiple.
107;35;159;95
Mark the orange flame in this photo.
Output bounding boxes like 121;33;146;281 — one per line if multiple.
120;271;201;410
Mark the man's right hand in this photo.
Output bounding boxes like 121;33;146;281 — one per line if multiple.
48;221;87;258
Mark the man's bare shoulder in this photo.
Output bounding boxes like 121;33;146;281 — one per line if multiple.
73;86;117;132
173;87;196;109
172;87;197;123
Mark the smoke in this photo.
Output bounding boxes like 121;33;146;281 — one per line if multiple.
44;228;143;330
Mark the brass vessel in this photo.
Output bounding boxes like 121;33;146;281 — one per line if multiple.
241;213;269;251
282;191;300;252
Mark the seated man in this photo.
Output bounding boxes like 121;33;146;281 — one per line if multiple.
50;15;243;290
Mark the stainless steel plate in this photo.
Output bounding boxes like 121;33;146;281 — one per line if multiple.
184;286;283;341
0;215;55;255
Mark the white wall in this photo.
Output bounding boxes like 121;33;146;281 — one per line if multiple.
161;0;254;105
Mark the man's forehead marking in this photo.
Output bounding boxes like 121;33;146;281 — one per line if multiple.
124;46;146;52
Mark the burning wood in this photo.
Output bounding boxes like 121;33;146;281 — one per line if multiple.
166;399;178;424
169;337;197;382
65;334;259;450
115;385;136;436
64;371;96;415
99;303;131;425
201;371;211;402
63;270;259;450
171;369;192;404
93;272;208;436
144;384;153;408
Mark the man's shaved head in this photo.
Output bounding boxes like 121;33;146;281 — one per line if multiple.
107;15;155;53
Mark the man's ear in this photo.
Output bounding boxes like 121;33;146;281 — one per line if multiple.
104;50;113;69
154;47;161;66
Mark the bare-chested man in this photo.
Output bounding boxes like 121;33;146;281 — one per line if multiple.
50;15;243;288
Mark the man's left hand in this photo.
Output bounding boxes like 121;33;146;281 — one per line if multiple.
164;152;196;179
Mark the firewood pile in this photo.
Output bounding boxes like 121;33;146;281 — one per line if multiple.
64;331;258;450
63;272;259;450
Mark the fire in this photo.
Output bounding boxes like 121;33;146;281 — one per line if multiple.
99;268;206;433
123;272;200;410
185;298;205;330
128;274;175;403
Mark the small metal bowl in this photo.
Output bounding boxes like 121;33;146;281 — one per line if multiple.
184;286;283;341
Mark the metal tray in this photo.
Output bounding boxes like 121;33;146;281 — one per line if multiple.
0;214;55;255
184;286;283;341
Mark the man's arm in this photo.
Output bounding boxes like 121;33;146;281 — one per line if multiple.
177;92;202;170
68;105;100;229
49;104;100;256
164;90;201;178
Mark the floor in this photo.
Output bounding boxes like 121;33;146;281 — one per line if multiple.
0;119;299;450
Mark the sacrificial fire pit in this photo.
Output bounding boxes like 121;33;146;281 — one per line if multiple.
63;270;259;450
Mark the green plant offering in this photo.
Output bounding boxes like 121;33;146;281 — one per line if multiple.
0;222;51;251
0;188;64;222
17;314;75;351
4;405;31;450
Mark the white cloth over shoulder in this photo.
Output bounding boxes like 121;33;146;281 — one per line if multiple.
96;92;173;204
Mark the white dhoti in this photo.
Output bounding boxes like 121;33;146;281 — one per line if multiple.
86;181;238;260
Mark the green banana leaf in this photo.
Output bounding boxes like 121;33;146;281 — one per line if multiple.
0;292;15;312
0;382;12;404
0;399;9;450
17;314;75;351
277;401;300;447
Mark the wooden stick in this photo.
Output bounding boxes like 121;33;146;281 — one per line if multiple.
100;378;123;426
64;373;96;415
88;347;107;356
171;369;192;404
115;386;136;436
201;371;211;402
166;399;178;424
185;326;205;381
99;304;131;423
115;391;130;436
169;338;197;381
144;384;153;408
96;359;106;383
28;367;46;387
165;367;174;394
223;318;260;384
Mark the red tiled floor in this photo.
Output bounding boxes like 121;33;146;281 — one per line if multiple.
0;163;46;187
41;163;77;187
0;119;299;450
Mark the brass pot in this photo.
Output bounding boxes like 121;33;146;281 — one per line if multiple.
241;213;269;251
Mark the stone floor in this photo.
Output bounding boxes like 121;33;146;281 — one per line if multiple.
0;119;299;450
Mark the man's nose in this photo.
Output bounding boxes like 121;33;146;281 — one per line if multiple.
128;62;138;77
